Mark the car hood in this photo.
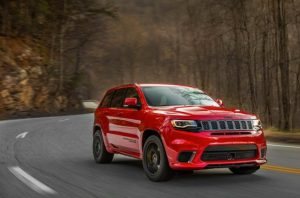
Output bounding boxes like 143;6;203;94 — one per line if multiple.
151;105;256;120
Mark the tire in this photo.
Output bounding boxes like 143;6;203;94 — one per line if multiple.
142;135;173;182
93;130;114;163
229;166;260;175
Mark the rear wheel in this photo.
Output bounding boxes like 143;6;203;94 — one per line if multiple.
142;135;173;181
229;166;260;175
93;130;114;163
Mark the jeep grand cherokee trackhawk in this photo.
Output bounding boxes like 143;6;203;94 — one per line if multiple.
93;84;267;181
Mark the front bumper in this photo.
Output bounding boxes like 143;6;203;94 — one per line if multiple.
163;128;267;170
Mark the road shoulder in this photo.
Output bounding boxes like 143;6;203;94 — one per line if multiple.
265;130;300;144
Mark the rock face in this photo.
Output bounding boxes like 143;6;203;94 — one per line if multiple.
0;37;79;118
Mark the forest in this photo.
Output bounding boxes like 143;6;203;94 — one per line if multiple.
0;0;299;131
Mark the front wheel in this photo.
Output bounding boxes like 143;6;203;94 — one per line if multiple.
93;130;114;163
229;166;260;175
142;135;173;182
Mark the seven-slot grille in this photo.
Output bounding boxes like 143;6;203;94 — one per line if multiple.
197;120;254;131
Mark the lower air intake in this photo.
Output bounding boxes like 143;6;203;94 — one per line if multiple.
178;151;195;162
201;145;257;161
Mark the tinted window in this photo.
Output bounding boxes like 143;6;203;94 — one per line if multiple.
142;86;219;107
111;88;127;108
100;91;114;107
125;88;141;105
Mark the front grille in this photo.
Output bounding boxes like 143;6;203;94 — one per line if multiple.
210;131;252;136
197;120;254;131
201;145;257;162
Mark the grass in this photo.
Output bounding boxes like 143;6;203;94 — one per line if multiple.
265;127;300;134
264;127;300;144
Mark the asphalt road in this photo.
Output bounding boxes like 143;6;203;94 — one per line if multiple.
0;114;300;198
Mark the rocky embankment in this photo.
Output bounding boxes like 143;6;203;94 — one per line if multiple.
0;37;81;119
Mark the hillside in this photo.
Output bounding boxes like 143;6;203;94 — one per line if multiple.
0;0;115;118
0;37;80;118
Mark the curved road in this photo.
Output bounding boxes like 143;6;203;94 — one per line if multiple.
0;114;300;198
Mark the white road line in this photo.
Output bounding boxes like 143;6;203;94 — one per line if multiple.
58;118;69;122
8;166;56;195
267;143;300;149
16;132;28;139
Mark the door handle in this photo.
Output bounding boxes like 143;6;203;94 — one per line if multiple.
117;112;124;116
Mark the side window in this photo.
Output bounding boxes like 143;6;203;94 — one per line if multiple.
111;88;127;108
125;87;141;105
100;91;114;107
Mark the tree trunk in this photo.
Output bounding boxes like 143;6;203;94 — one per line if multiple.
292;64;300;128
59;25;66;92
262;32;272;126
276;0;290;130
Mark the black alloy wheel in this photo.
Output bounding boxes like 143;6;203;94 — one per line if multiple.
142;135;173;181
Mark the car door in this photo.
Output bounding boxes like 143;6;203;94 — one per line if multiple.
106;87;142;154
117;87;143;153
96;90;114;141
106;88;128;149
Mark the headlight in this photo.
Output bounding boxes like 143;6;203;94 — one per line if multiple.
171;120;200;132
253;119;262;131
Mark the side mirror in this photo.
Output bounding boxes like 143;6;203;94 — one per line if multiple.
123;98;139;109
216;99;224;107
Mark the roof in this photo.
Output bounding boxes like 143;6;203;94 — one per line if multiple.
137;83;197;88
105;83;201;93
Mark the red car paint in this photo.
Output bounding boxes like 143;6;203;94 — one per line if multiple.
94;83;267;170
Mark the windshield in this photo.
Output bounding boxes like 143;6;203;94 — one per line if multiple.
142;86;219;107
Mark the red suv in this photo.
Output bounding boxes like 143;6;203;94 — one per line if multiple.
93;84;267;181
